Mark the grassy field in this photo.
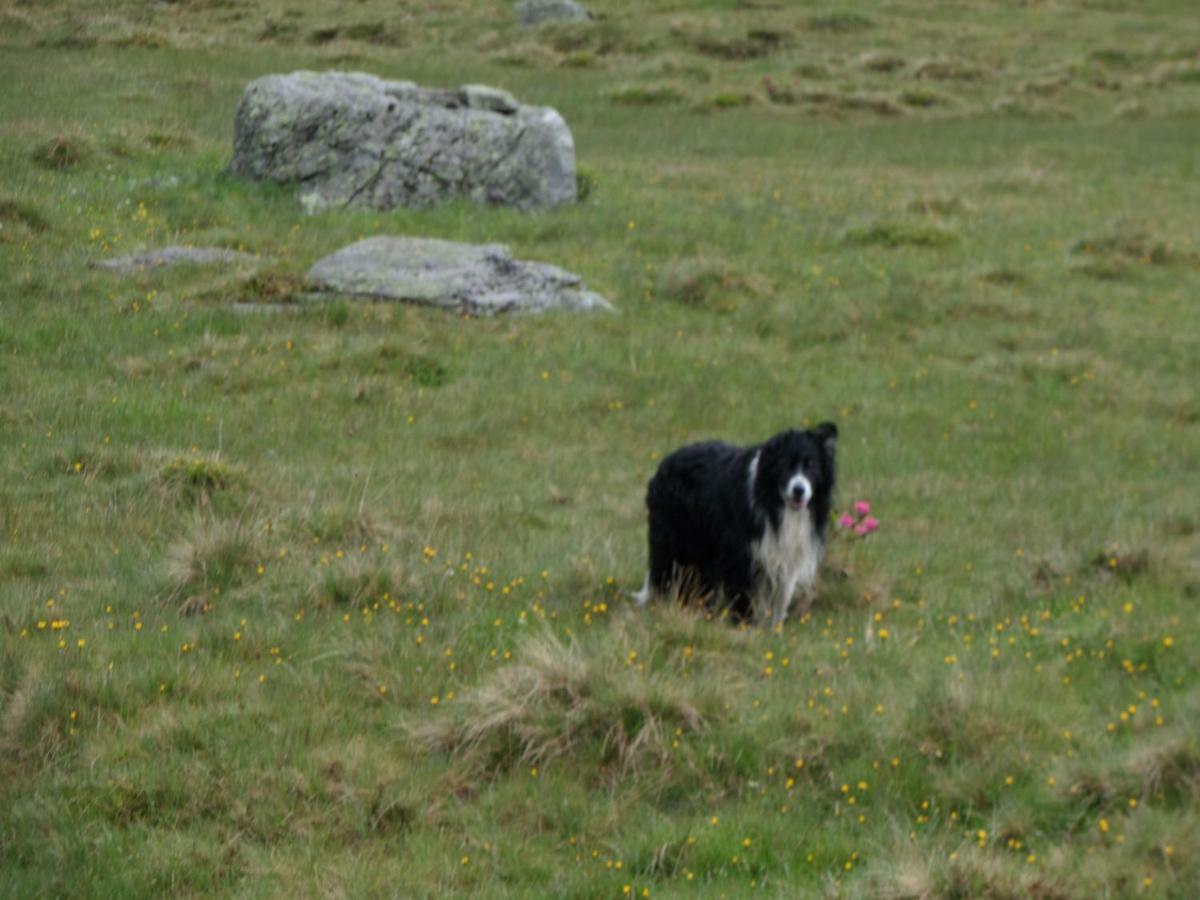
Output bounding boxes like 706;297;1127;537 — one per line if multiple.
2;0;1199;896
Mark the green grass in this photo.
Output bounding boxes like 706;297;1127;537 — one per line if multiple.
2;0;1199;896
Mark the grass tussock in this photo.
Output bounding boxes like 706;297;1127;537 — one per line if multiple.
785;88;906;116
157;454;240;504
692;28;787;60
694;90;755;111
415;631;718;777
311;557;401;608
654;256;769;309
1153;60;1200;85
933;848;1074;900
1069;228;1189;280
143;127;193;153
0;670;41;765
302;503;390;547
902;88;955;110
908;195;969;216
840;92;905;116
574;165;597;201
0;664;78;774
806;11;874;33
864;849;1076;899
761;74;798;105
34;21;98;50
306;21;403;47
164;516;261;599
991;94;1075;120
559;50;601;69
30;136;91;170
489;42;559;68
1071;230;1177;266
1126;733;1200;802
1090;48;1135;69
538;21;642;56
608;83;686;106
0;555;49;581
256;19;300;44
1090;542;1152;582
639;55;712;84
860;51;907;72
223;272;305;306
0;199;50;233
1058;729;1200;826
843;221;959;248
978;268;1027;287
373;344;451;388
915;58;988;82
111;29;173;50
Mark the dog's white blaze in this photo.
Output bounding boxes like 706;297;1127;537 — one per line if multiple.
751;504;822;628
747;450;761;500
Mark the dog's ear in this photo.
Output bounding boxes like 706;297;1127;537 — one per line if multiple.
812;421;838;460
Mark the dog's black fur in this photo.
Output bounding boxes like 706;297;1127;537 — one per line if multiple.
638;424;838;624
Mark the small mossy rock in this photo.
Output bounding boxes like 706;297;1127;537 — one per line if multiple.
93;246;258;272
228;71;576;211
306;236;612;315
516;0;592;26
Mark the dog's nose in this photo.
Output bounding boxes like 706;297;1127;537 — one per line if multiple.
786;475;812;508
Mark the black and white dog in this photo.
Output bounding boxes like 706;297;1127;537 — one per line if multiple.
633;424;838;626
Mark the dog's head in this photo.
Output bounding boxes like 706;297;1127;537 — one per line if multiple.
753;423;838;525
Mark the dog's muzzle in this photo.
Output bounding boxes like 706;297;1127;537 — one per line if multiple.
786;475;812;510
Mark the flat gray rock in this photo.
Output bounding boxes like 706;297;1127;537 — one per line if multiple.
228;71;576;212
93;246;257;272
306;236;612;315
516;0;592;25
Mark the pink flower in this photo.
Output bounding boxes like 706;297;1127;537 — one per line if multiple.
839;514;855;529
854;517;879;537
854;500;871;517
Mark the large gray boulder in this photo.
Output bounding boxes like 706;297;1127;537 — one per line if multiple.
306;236;612;315
516;0;592;25
228;71;576;211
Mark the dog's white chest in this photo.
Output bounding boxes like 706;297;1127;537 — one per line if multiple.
751;511;821;625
